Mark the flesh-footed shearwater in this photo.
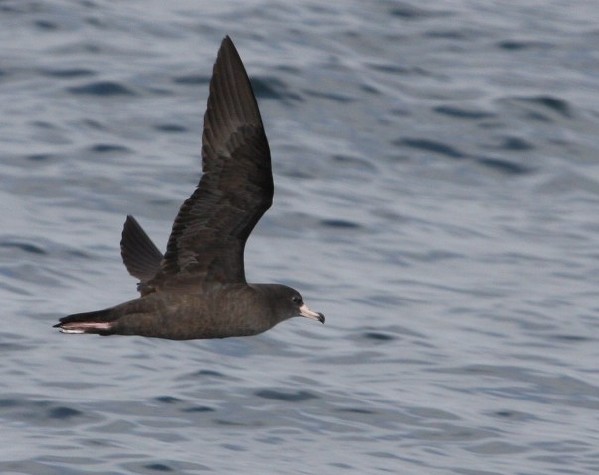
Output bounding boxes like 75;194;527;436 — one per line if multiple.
54;36;325;340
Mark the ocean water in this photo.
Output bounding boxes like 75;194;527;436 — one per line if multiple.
1;0;599;473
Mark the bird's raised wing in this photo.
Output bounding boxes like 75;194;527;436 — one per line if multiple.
148;36;272;289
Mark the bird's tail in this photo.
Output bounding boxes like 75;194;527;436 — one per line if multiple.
54;308;116;335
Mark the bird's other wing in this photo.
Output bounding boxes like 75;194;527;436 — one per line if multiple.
120;215;163;294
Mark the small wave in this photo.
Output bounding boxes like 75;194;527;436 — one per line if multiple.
68;81;135;96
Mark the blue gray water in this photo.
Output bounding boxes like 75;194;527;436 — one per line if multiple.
1;1;598;474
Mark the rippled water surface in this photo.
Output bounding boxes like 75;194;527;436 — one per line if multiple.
1;1;599;474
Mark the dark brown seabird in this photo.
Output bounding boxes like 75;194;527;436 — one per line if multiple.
54;36;325;340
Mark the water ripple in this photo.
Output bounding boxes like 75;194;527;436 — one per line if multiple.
67;81;135;96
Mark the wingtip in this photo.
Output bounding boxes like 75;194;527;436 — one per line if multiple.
220;35;238;55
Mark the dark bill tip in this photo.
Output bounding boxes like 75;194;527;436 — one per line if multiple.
299;303;325;324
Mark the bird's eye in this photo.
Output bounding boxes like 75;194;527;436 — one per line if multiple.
292;295;302;305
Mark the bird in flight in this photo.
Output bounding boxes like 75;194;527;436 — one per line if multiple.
54;36;324;340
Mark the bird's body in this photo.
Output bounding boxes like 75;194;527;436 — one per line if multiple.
61;284;300;340
54;36;324;340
